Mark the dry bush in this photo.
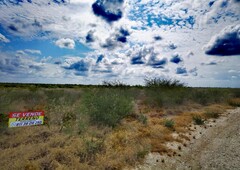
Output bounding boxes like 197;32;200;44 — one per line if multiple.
228;98;240;107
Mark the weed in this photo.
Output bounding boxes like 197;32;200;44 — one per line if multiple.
164;119;175;129
192;115;204;125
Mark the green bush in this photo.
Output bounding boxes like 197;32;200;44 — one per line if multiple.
81;89;133;127
193;115;204;125
144;77;186;89
164;119;175;128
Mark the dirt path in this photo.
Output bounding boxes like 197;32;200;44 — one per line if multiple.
135;107;240;170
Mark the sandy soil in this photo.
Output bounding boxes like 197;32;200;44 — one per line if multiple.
135;107;240;170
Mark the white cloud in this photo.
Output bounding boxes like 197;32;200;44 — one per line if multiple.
0;33;10;43
24;49;42;55
55;38;75;49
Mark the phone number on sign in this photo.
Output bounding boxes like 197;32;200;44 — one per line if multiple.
10;120;43;127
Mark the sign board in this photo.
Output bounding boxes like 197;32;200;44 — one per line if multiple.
8;111;44;127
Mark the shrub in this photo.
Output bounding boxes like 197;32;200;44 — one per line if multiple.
144;77;186;89
164;119;175;128
102;80;129;88
81;89;133;127
192;115;204;125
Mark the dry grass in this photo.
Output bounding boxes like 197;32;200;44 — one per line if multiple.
228;98;240;107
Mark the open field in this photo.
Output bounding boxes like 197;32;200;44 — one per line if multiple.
0;81;240;170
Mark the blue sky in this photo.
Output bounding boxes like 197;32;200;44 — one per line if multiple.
0;0;239;87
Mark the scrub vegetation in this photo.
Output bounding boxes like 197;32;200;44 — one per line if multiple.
0;78;240;169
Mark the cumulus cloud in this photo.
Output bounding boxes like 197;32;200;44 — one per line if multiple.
101;27;130;50
148;56;167;68
170;54;182;64
61;57;93;76
116;27;130;43
86;30;95;43
0;33;10;43
61;55;118;76
64;60;89;72
189;67;198;76
176;67;187;75
96;54;104;63
205;24;240;56
131;56;145;65
153;35;162;41
128;45;153;65
201;61;217;65
55;38;75;49
92;0;124;23
169;43;177;50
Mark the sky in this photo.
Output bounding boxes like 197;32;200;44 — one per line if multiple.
0;0;239;87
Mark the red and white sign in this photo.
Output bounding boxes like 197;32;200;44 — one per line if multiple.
8;111;44;127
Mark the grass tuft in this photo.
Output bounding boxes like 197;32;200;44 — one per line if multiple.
192;115;204;125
